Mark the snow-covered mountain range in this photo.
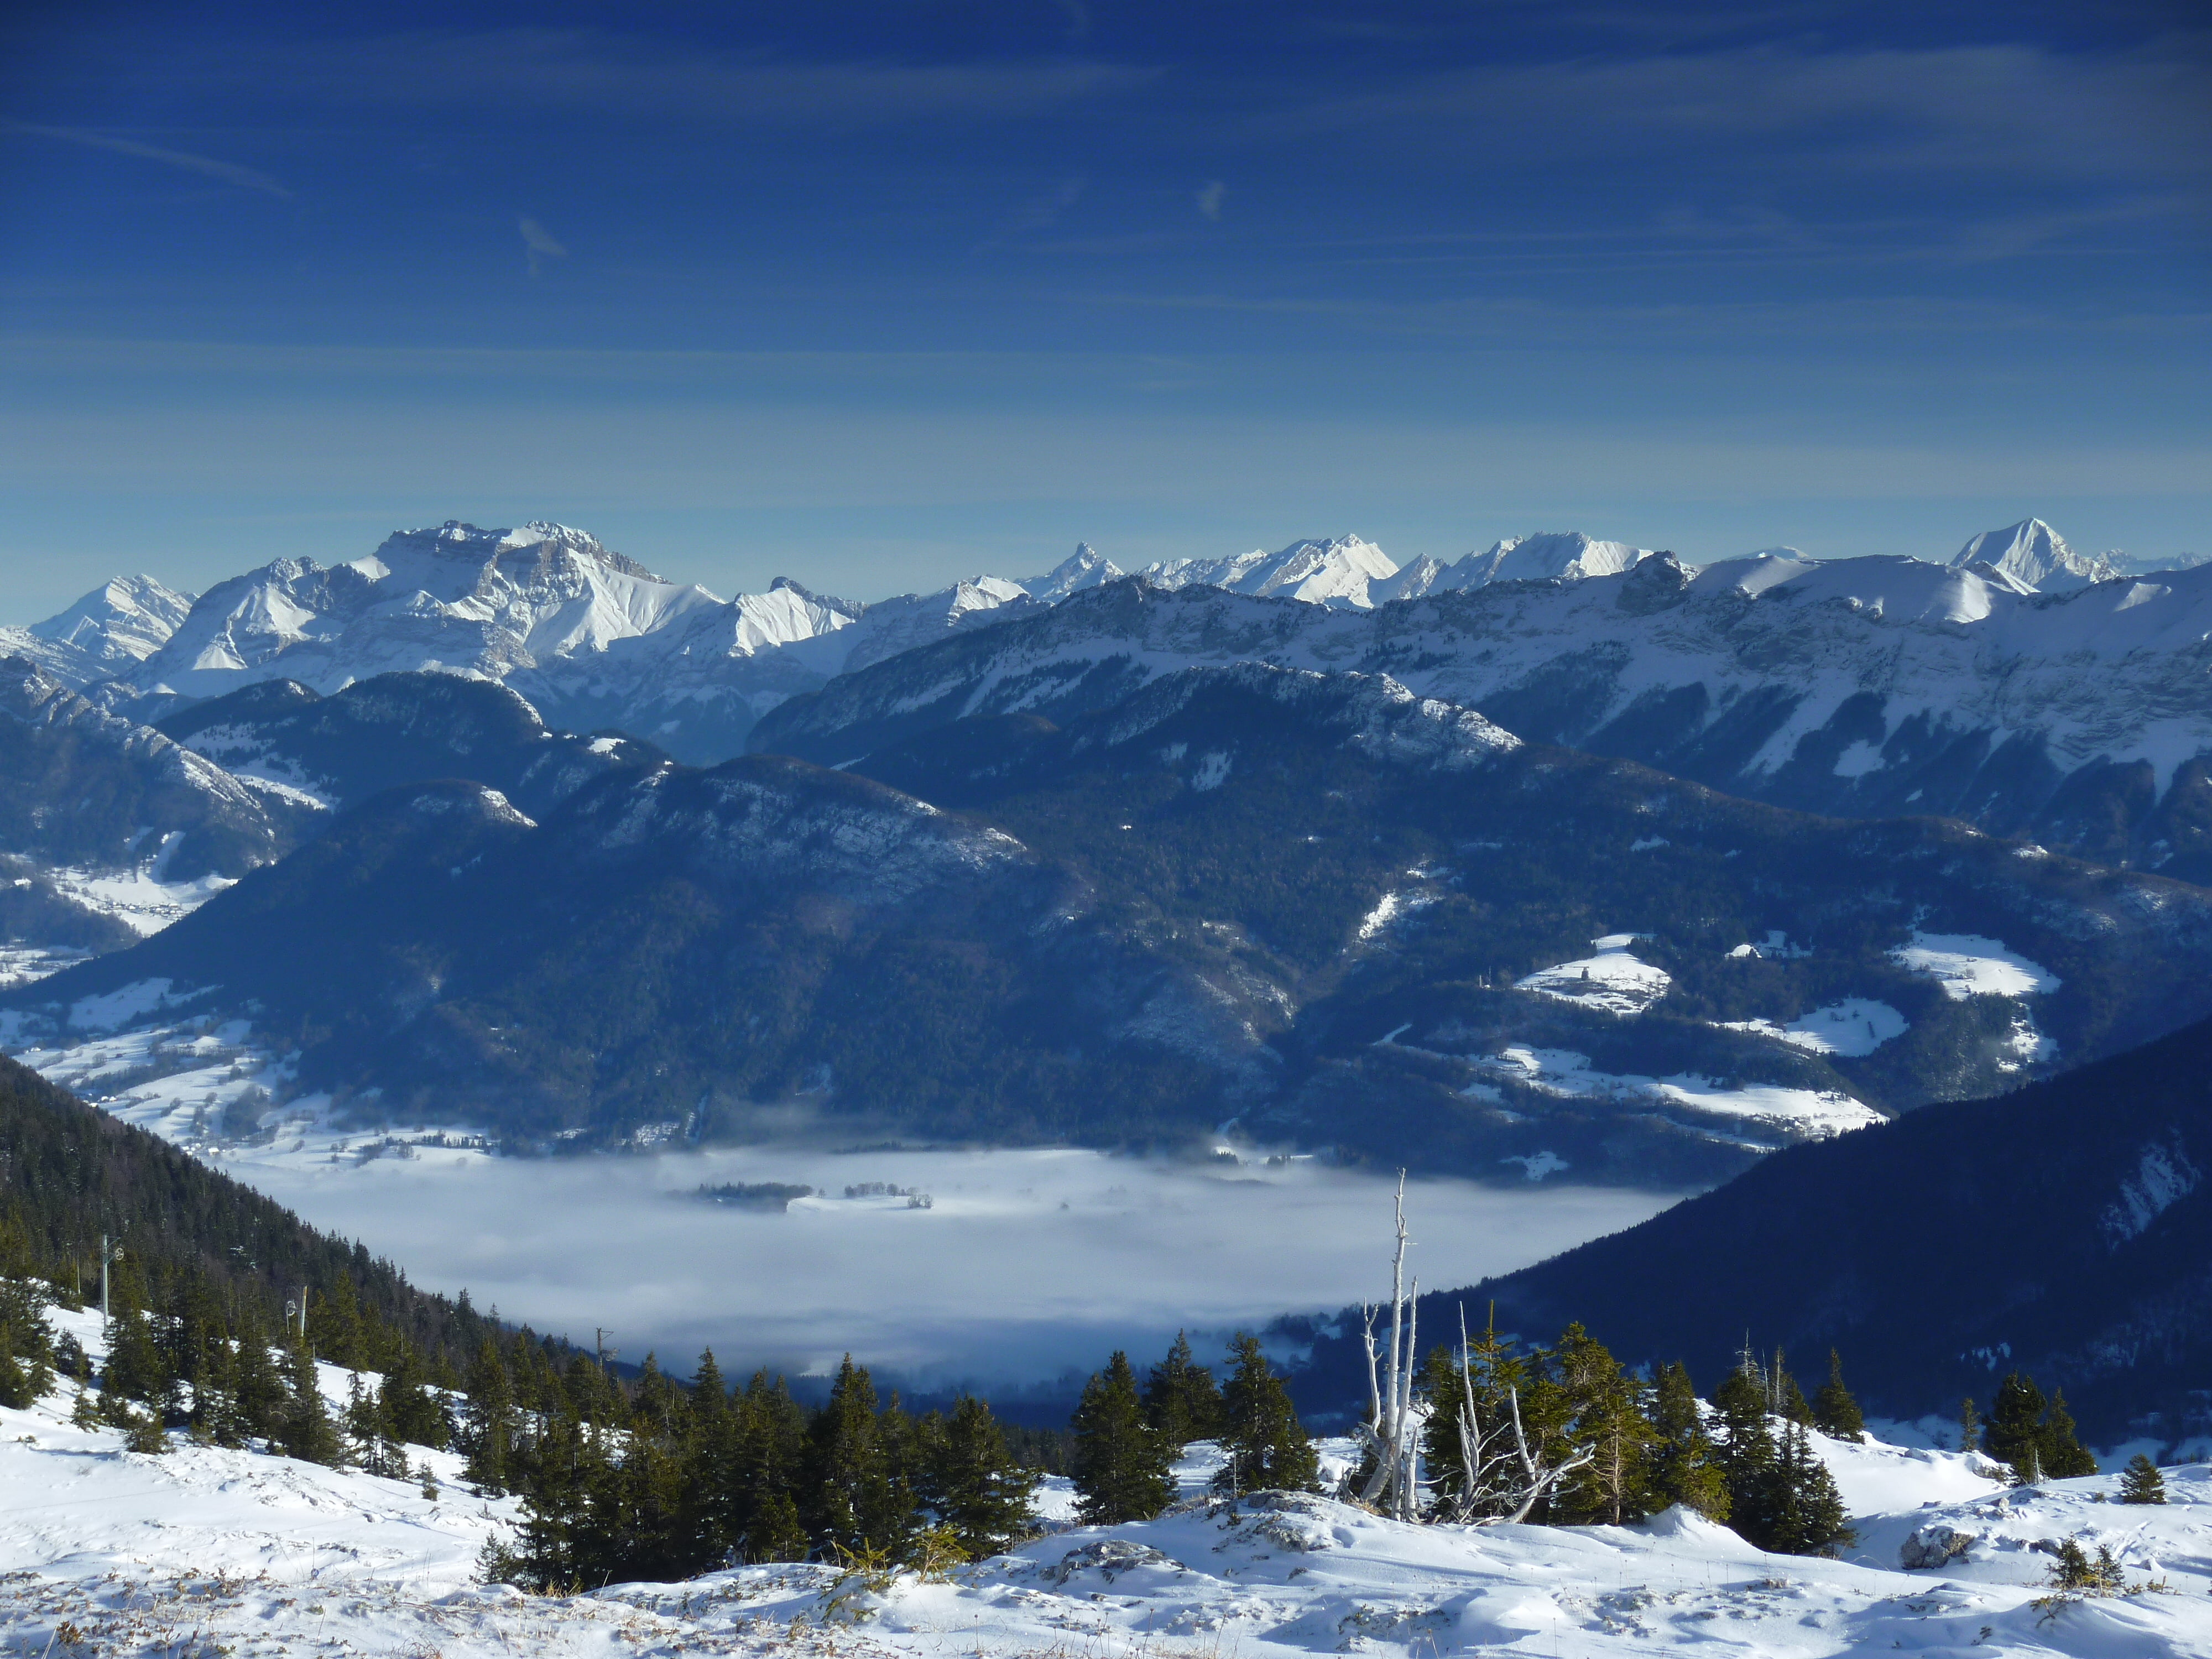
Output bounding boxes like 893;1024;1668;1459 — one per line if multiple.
753;549;2212;878
17;513;2204;810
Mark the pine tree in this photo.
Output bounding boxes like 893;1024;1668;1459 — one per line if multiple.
1070;1351;1175;1522
232;1306;290;1442
808;1355;913;1556
1958;1396;1981;1454
1214;1334;1319;1498
1984;1371;2047;1479
2038;1391;2098;1479
1548;1324;1657;1526
276;1332;342;1465
1810;1350;1865;1443
1771;1349;1814;1427
1712;1363;1778;1546
922;1395;1038;1558
1761;1422;1855;1555
1649;1362;1729;1521
1142;1332;1223;1448
2117;1453;2167;1505
0;1325;30;1410
101;1306;166;1407
379;1341;450;1451
461;1337;516;1493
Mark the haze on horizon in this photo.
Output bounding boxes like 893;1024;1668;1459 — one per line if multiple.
2;0;2207;618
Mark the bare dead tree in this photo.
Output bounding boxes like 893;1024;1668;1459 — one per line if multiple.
1354;1171;1422;1520
1431;1303;1595;1526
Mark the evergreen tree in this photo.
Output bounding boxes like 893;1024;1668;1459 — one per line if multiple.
2117;1453;2167;1505
1761;1422;1855;1556
1771;1349;1814;1427
380;1341;451;1450
461;1337;516;1493
1418;1312;1530;1520
1547;1324;1657;1526
1070;1350;1175;1522
807;1355;913;1556
2038;1391;2098;1479
232;1306;290;1441
748;1489;809;1562
1958;1397;1981;1454
1214;1334;1319;1497
101;1305;166;1407
1649;1362;1729;1521
1142;1332;1223;1448
1712;1363;1778;1546
276;1332;342;1465
1810;1350;1865;1443
922;1395;1038;1558
1984;1371;2047;1480
0;1325;30;1410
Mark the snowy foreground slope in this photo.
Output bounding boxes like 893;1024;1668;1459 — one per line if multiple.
8;1311;2212;1657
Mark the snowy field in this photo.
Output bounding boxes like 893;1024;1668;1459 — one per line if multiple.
1;1018;1681;1382
7;1311;2212;1659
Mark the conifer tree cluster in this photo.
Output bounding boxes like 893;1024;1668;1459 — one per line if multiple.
1070;1330;1319;1520
470;1348;1038;1589
1408;1315;1857;1554
1973;1370;2098;1484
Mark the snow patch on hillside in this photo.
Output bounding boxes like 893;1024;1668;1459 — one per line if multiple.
1479;1046;1880;1141
1516;947;1672;1016
45;831;237;937
1723;998;1909;1057
1890;932;2060;1000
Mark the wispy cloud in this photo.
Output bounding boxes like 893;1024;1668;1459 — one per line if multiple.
1196;179;1227;221
8;122;291;199
166;30;1161;131
518;216;567;276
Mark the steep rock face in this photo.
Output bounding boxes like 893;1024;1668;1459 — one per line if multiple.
750;561;2212;878
0;575;196;684
1953;517;2120;593
154;670;666;819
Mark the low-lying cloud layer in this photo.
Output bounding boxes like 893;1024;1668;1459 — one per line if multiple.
232;1142;1678;1385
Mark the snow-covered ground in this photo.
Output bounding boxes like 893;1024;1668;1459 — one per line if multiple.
1722;997;1910;1057
1516;939;1673;1016
46;831;238;938
7;1317;2210;1659
1890;931;2061;1001
1475;1045;1882;1146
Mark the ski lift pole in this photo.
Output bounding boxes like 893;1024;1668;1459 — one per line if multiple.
97;1232;126;1320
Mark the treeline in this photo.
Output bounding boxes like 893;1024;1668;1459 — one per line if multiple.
465;1345;1040;1589
0;1055;509;1374
1063;1324;1862;1556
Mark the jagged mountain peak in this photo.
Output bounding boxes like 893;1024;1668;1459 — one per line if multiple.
1135;533;1399;609
1952;517;2119;593
1021;542;1126;602
1461;530;1656;587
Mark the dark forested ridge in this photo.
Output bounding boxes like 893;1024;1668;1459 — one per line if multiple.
13;665;2212;1186
0;1051;505;1375
1290;1009;2212;1441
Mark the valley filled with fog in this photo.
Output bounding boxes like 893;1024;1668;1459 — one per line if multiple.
208;1137;1680;1386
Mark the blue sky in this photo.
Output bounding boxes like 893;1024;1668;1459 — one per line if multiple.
2;1;2207;615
